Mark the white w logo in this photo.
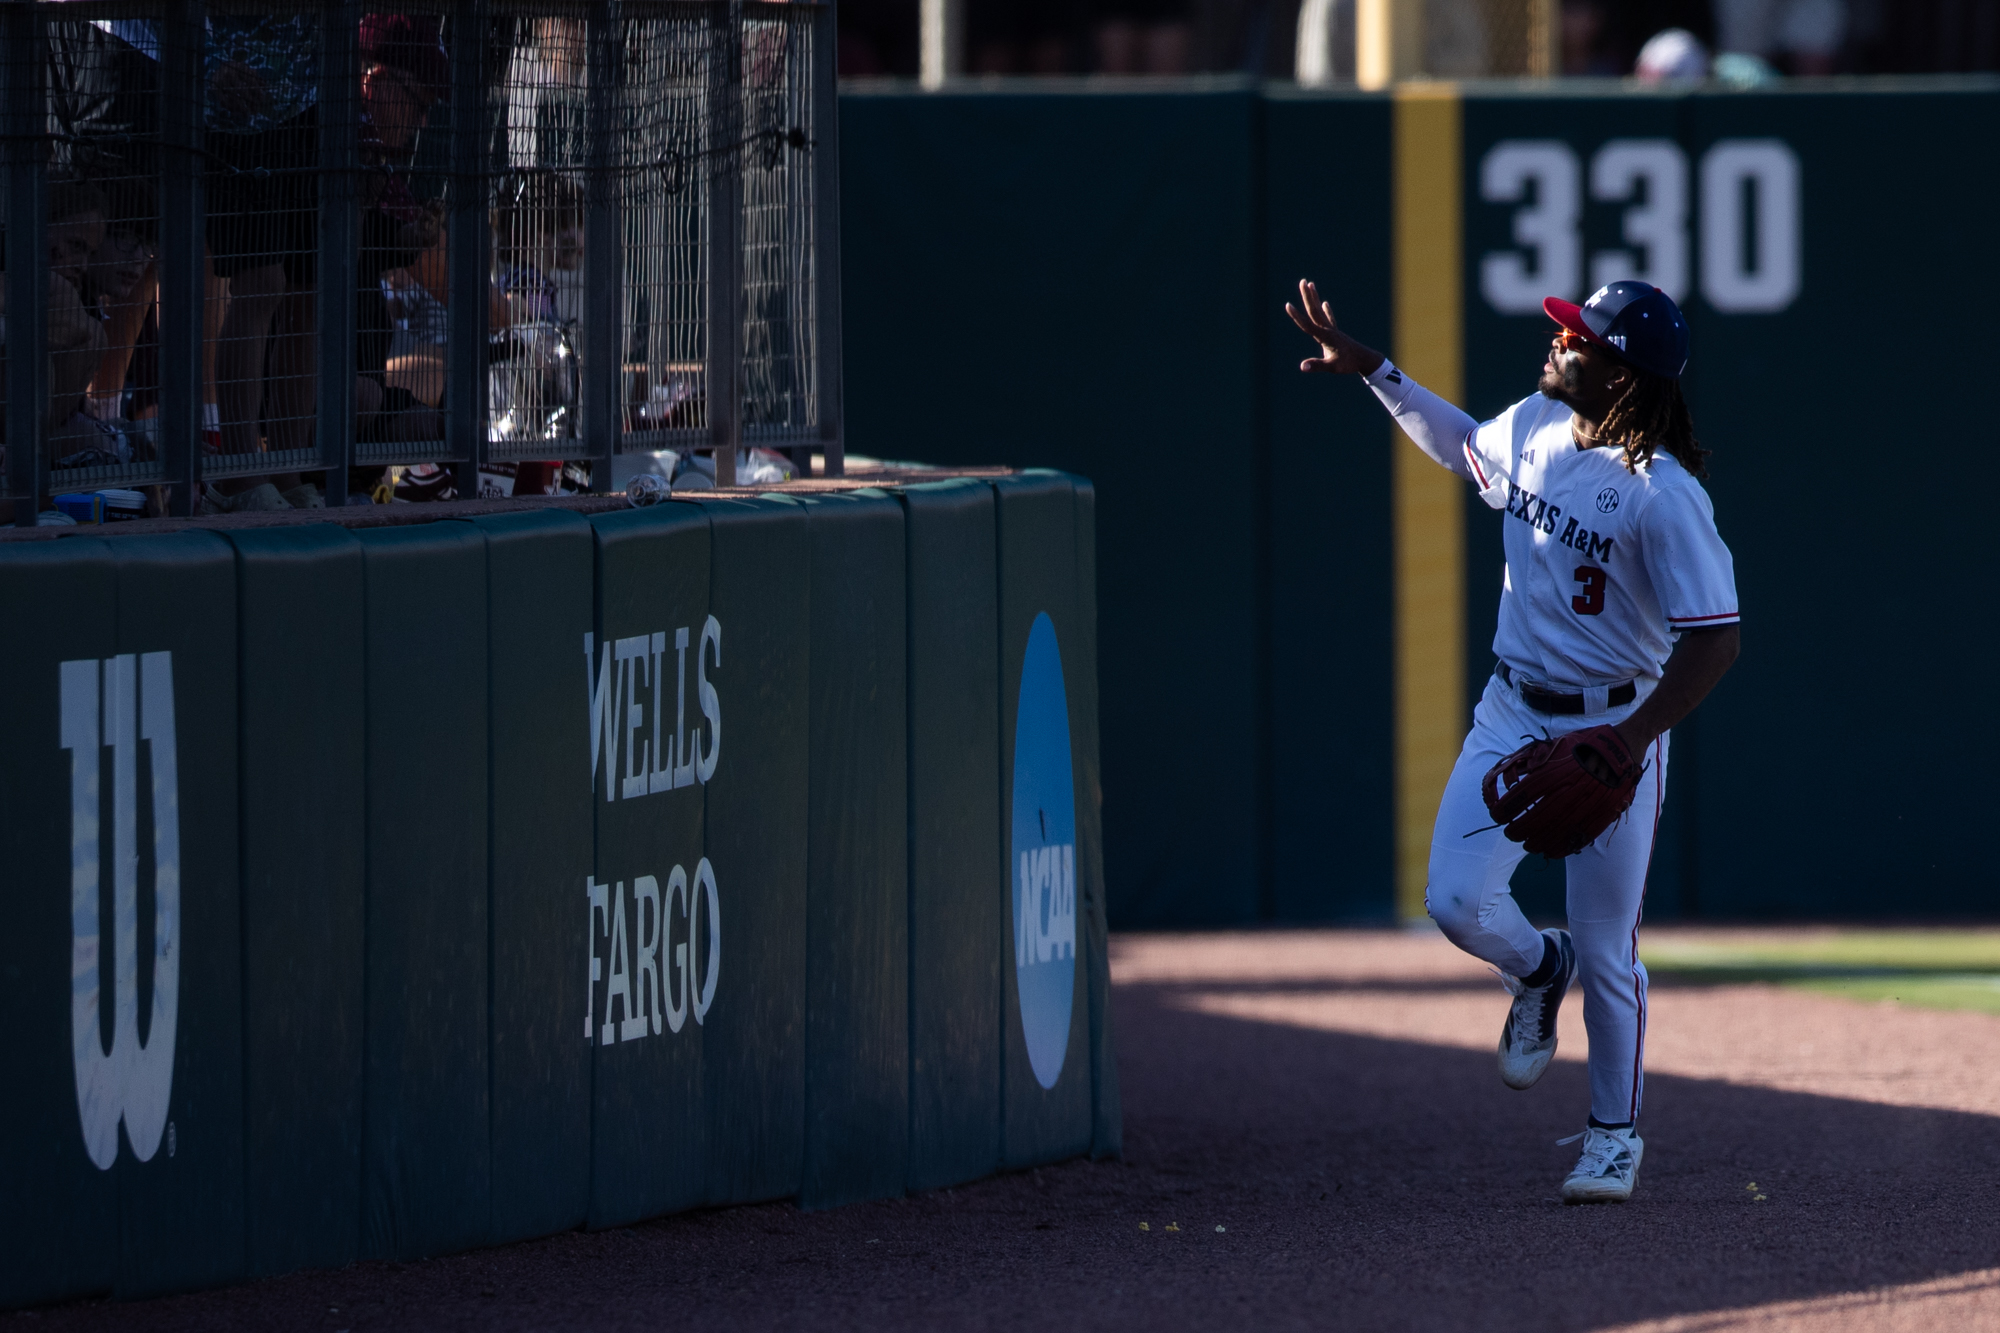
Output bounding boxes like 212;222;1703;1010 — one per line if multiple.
60;653;180;1170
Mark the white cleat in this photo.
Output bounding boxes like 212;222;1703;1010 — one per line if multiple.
1561;1125;1645;1204
1496;928;1575;1091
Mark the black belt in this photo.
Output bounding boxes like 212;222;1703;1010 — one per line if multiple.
1496;662;1635;715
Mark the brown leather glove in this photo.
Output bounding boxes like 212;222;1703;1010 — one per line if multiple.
1482;724;1643;859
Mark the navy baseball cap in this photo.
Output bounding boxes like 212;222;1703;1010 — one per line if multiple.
1543;281;1689;380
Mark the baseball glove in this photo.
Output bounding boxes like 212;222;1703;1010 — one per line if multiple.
1481;724;1643;858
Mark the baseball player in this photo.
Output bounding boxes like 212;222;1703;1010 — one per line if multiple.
1287;278;1740;1203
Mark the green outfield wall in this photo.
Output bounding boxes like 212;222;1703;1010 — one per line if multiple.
841;76;2000;926
0;478;1116;1306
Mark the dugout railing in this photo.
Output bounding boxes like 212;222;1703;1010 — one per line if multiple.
0;0;842;519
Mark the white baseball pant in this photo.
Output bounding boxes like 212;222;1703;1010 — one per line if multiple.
1425;672;1669;1126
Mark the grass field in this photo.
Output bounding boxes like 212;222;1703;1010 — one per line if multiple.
1640;929;2000;1014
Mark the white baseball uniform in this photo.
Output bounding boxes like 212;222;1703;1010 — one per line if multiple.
1364;357;1738;1126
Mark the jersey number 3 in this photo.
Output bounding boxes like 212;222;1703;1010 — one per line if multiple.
1572;565;1607;616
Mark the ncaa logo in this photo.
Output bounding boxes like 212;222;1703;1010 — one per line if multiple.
1011;613;1076;1090
1596;487;1620;514
60;654;181;1171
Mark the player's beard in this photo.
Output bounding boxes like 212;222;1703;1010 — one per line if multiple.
1537;353;1585;405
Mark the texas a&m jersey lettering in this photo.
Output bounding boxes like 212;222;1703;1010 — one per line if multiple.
1505;481;1617;563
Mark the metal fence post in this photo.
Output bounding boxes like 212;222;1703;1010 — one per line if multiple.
810;0;842;478
446;0;491;498
583;0;622;492
158;0;205;516
705;0;742;488
917;0;962;91
317;0;360;506
4;1;48;523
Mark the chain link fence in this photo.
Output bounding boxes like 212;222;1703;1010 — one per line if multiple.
0;0;840;519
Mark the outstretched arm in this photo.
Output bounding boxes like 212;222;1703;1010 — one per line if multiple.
1287;278;1477;481
1286;278;1386;377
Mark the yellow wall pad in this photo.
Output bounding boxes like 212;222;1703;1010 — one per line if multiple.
1392;83;1465;924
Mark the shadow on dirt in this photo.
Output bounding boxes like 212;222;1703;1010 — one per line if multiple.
28;976;2000;1333
1110;979;2000;1332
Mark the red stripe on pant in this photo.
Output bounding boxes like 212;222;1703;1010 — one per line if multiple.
1628;735;1664;1123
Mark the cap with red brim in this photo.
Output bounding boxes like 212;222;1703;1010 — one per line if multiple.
1539;282;1690;380
1543;296;1611;349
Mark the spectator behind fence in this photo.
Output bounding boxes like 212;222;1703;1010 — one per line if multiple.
0;179;118;489
505;18;587;171
354;13;450;449
45;13;297;492
201;11;450;510
45;180;117;466
204;14;322;474
1634;28;1711;83
15;11;599;509
0;276;101;519
45;0;167;409
81;195;168;480
385;168;579;413
1715;0;1847;74
82;179;159;429
491;170;583;326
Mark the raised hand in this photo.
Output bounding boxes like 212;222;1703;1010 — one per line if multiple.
1285;278;1384;377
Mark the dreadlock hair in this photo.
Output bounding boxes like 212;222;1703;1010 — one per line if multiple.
1598;367;1709;478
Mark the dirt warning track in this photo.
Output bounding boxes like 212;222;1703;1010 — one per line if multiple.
31;929;2000;1332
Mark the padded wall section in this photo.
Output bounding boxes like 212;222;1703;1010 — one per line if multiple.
0;539;120;1307
1673;88;2000;918
110;533;245;1298
0;534;250;1303
1450;86;2000;921
801;492;910;1209
0;468;1107;1306
477;511;594;1242
231;525;367;1279
586;504;711;1227
1261;90;1397;921
899;480;1002;1193
1072;481;1121;1159
688;496;810;1207
994;473;1093;1169
842;88;1262;928
359;525;492;1260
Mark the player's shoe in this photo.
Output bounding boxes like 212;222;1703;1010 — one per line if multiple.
1496;927;1575;1090
1560;1124;1645;1204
